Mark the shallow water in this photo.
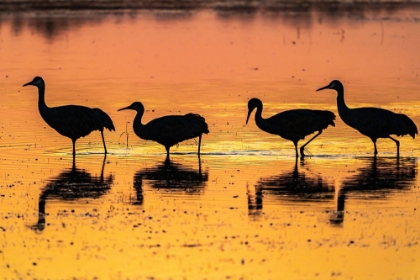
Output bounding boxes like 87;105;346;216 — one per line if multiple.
1;5;420;279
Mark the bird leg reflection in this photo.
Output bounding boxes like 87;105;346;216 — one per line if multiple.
247;184;263;216
329;188;345;224
30;190;49;232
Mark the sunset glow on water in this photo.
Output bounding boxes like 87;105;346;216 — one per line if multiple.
0;5;420;279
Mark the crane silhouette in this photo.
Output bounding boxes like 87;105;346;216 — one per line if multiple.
118;102;209;158
246;98;336;158
316;80;418;156
23;76;115;158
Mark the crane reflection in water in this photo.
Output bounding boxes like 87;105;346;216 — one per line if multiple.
248;159;334;217
330;157;417;224
131;157;208;205
29;158;114;232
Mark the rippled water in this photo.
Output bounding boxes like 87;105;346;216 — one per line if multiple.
0;4;420;279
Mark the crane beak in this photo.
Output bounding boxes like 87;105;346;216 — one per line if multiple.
316;85;330;92
246;110;252;125
23;81;33;87
117;105;131;111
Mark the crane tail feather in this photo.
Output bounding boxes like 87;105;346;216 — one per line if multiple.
313;110;336;127
395;113;417;139
92;108;115;132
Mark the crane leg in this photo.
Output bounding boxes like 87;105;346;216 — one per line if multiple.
72;139;76;156
101;130;108;154
372;139;378;156
198;135;202;155
293;141;299;158
71;139;76;164
300;131;322;158
388;136;400;157
165;146;170;159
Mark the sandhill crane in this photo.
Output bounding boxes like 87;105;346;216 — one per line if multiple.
316;80;418;156
118;102;209;158
246;98;336;158
23;76;115;157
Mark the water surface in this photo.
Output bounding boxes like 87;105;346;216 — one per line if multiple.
0;5;420;279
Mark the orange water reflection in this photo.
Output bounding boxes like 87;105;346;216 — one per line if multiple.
0;7;420;279
1;9;420;157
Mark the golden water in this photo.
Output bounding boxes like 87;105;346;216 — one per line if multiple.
0;8;419;279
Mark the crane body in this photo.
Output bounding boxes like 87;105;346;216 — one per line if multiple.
246;98;335;158
23;76;115;157
118;102;209;157
316;80;417;156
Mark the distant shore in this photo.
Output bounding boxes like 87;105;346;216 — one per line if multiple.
1;0;420;12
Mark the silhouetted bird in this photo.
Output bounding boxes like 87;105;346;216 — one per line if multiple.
246;98;336;158
317;80;418;156
23;76;115;157
118;102;209;158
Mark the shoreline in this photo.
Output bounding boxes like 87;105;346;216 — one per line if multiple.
2;0;420;12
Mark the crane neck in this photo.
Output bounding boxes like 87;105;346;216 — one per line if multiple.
36;84;49;112
335;86;350;114
253;103;266;127
132;109;145;135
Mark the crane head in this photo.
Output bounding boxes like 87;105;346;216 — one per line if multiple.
316;80;343;92
246;98;262;125
118;102;145;113
23;76;44;88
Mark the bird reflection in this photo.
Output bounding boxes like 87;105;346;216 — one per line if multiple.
248;159;334;216
132;157;208;205
30;157;113;232
330;157;417;224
